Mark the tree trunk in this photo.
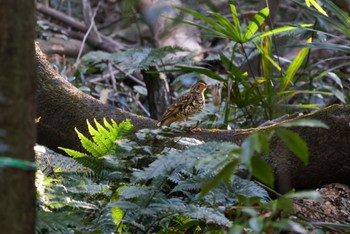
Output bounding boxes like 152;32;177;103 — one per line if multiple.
0;1;36;233
142;68;170;120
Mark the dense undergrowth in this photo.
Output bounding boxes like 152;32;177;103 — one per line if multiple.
36;118;329;233
35;0;350;233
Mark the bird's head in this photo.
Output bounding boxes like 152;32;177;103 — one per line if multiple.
190;82;208;93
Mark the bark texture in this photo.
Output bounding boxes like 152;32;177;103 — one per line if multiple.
0;1;36;233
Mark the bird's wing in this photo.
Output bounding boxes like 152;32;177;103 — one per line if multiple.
159;93;194;123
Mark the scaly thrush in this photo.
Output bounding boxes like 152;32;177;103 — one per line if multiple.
157;82;208;127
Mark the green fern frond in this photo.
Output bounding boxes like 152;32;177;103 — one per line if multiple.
76;127;103;157
57;147;86;158
87;119;113;154
73;156;105;173
133;142;239;181
59;119;133;158
36;210;82;233
117;185;155;199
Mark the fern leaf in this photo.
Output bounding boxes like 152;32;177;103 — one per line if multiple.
75;128;102;157
57;147;86;158
87;119;114;155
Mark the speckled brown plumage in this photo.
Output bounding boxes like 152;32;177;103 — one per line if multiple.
157;82;208;126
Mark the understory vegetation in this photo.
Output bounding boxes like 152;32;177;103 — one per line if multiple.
34;0;350;233
36;118;328;233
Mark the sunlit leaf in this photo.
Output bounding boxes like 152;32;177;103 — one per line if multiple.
244;8;269;40
281;37;312;91
250;24;313;41
305;0;328;16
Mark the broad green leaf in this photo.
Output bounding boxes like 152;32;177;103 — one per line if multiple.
280;119;328;129
305;0;328;16
249;216;264;233
251;155;274;188
241;133;269;166
281;37;312;91
200;159;239;197
275;128;308;165
244;8;269;40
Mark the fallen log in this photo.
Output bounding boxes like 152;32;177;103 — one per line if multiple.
35;44;350;192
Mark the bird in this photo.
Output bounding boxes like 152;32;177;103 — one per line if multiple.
157;82;208;127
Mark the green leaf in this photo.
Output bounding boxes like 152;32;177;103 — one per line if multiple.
111;207;124;229
280;119;328;129
200;159;239;197
241;133;270;166
219;53;247;79
275;128;308;165
281;37;312;91
243;8;269;40
254;42;281;71
211;11;242;42
175;65;226;82
305;0;328;16
176;7;230;39
58;147;86;158
230;3;242;41
251;155;274;188
250;24;313;41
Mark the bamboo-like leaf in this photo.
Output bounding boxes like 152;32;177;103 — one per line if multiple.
219;53;246;79
211;12;242;41
254;42;281;71
250;24;313;41
281;37;312;91
305;0;328;16
176;7;229;38
244;8;269;40
276;128;308;165
230;3;242;41
175;65;226;82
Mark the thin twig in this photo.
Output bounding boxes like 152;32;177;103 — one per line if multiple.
112;64;146;87
75;1;101;66
107;61;117;91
